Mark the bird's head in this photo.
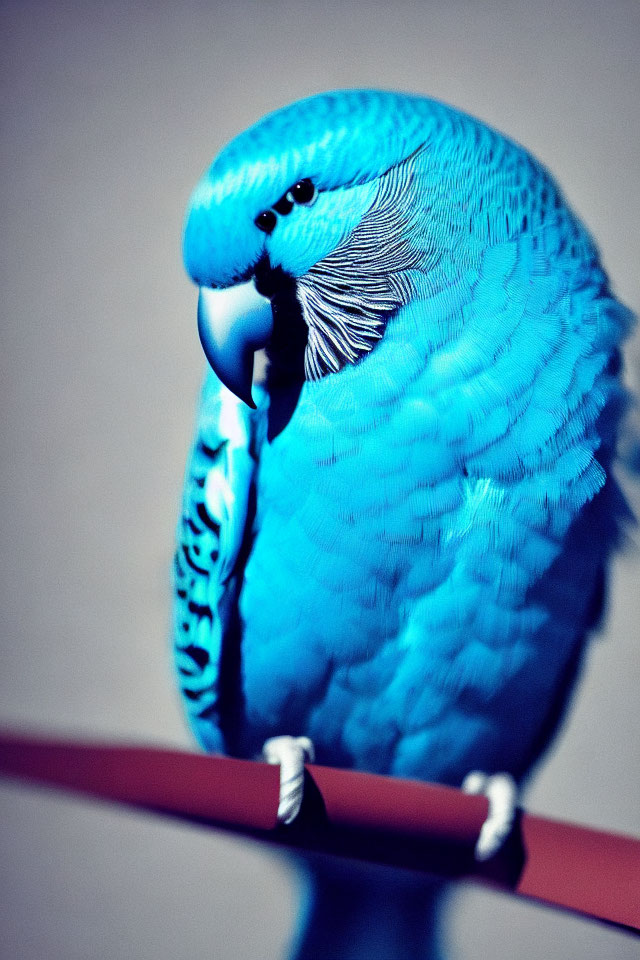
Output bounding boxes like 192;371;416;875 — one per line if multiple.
183;90;446;406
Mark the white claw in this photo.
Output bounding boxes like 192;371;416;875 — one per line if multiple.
262;736;315;825
462;770;518;861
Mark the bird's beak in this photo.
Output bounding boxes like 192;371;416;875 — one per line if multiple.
197;281;273;408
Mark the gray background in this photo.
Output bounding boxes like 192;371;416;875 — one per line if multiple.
1;1;638;958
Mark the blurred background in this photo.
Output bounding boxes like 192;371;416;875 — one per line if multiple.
1;1;638;957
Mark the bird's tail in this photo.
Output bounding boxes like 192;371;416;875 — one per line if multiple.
289;854;446;960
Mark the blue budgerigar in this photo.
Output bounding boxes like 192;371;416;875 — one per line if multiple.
174;90;632;959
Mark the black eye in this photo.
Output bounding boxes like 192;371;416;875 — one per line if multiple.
273;194;294;215
291;179;317;205
255;210;277;234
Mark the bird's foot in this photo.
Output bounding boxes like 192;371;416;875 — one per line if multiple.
262;735;315;825
462;771;518;861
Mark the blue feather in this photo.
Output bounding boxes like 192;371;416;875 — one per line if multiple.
175;90;634;959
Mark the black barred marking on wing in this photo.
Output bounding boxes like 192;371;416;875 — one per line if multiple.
180;644;210;669
196;500;221;534
196;702;220;721
198;439;227;459
181;543;209;575
188;600;213;621
173;437;228;732
298;145;428;380
173;392;260;752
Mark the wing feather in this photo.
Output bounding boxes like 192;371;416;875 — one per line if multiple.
173;374;263;751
